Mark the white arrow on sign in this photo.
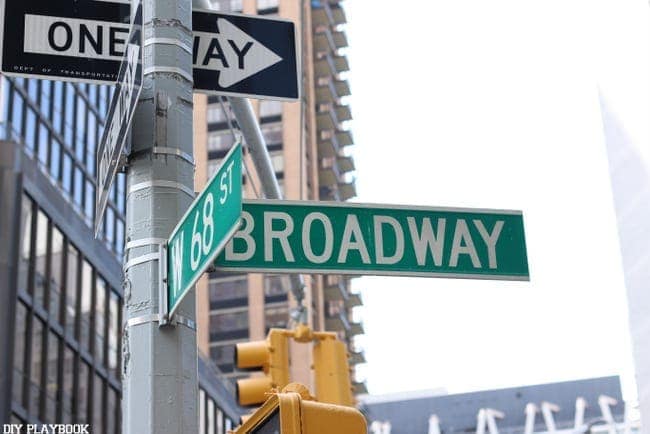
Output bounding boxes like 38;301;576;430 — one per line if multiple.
193;18;282;88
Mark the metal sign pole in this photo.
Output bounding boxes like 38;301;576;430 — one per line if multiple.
122;0;197;430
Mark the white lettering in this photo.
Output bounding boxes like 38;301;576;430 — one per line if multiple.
449;220;481;268
337;214;370;264
407;217;446;266
171;233;183;294
219;161;235;205
264;212;295;262
473;220;504;269
302;212;333;264
225;211;255;261
373;215;404;265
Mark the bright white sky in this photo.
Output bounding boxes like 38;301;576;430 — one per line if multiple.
344;0;649;399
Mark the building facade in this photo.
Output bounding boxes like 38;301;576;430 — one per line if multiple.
194;0;366;395
360;377;627;434
0;76;242;431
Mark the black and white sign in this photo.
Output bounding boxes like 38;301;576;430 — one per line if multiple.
94;2;142;237
1;2;299;99
192;10;299;101
0;0;130;83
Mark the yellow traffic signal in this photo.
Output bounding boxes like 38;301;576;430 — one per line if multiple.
235;328;290;406
312;334;354;406
233;383;367;434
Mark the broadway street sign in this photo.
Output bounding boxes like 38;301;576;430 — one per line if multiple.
166;143;243;317
94;2;142;236
192;9;299;100
1;0;130;83
215;200;529;281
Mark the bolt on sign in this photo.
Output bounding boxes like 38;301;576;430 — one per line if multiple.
216;200;529;281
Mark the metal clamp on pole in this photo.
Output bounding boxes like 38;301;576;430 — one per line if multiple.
158;243;170;327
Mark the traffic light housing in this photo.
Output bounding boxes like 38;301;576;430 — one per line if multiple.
233;384;367;434
312;334;354;406
235;328;290;406
235;326;357;408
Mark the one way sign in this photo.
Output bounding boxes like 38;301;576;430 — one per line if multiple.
0;2;299;101
192;9;299;101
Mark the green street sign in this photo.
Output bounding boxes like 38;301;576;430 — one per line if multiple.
167;143;242;316
215;200;529;280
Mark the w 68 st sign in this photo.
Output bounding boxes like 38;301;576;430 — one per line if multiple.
166;143;242;317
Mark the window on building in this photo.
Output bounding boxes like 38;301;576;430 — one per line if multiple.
93;374;104;434
209;311;248;333
216;408;224;434
37;122;49;167
12;302;27;407
264;275;288;304
106;386;117;434
208;131;235;152
18;195;33;294
259;100;282;118
29;317;44;417
269;150;284;174
85;180;95;222
73;167;84;208
77;362;90;423
105;207;115;247
207;104;228;124
64;84;74;145
75;96;87;160
265;305;289;330
115;220;124;257
99;86;108;115
50;137;61;181
26;80;37;104
209;278;248;308
86;113;97;174
10;89;24;142
45;332;60;421
95;276;106;364
199;389;206;434
261;122;282;146
40;81;51;117
50;225;64;321
62;345;75;423
116;173;126;214
258;0;279;14
24;108;36;150
62;152;73;195
207;398;215;434
34;209;49;307
108;291;120;379
80;260;93;352
53;82;64;133
209;345;235;368
65;244;79;338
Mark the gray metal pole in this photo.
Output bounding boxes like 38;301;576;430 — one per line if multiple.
122;0;197;431
228;97;306;322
